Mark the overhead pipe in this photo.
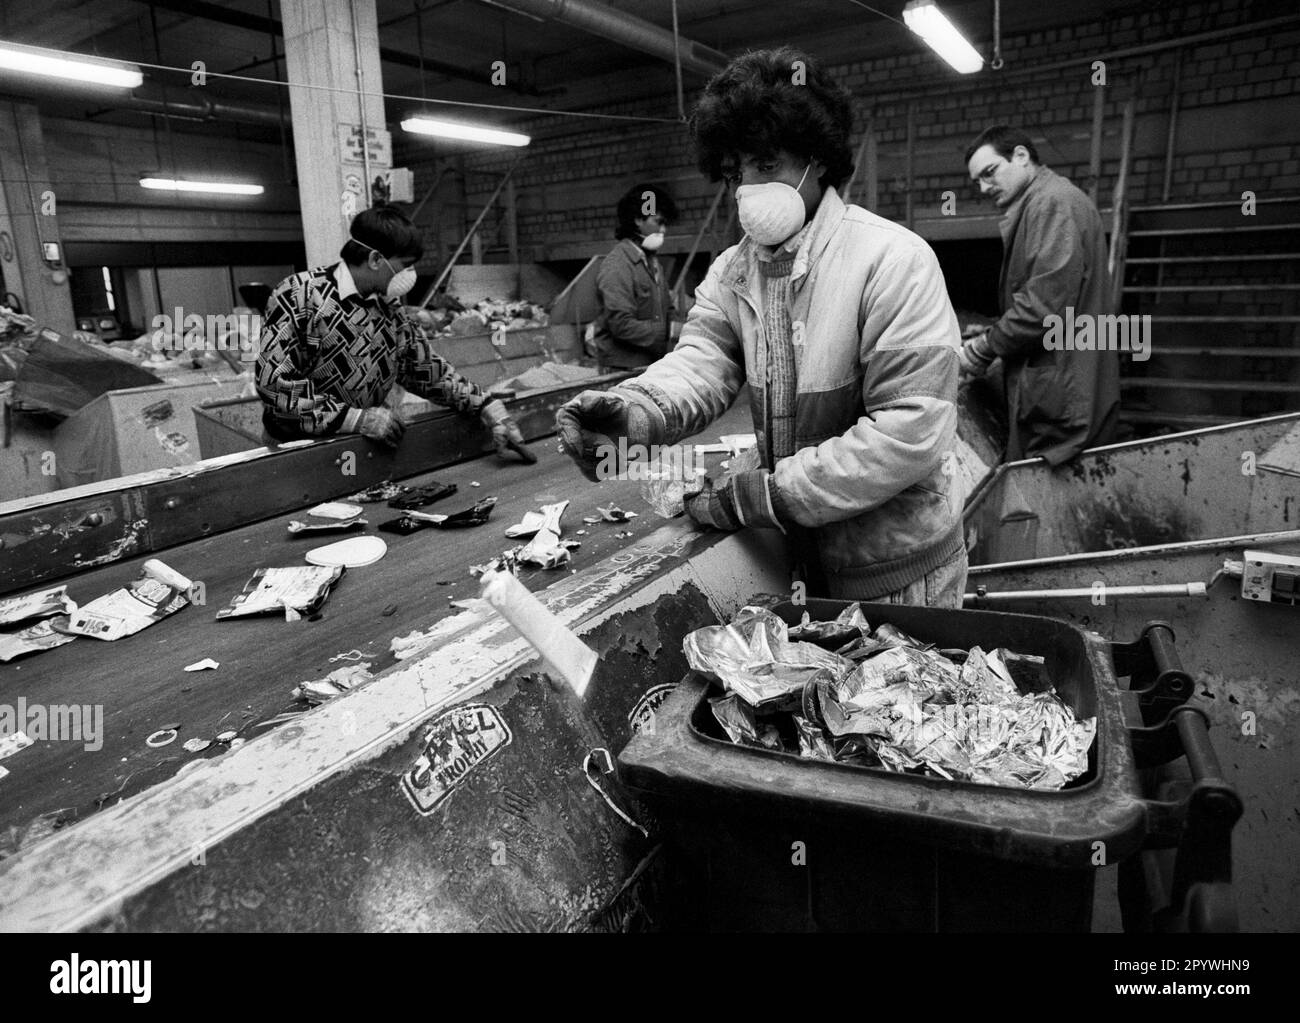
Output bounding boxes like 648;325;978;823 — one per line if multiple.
0;72;291;128
123;93;286;128
476;0;728;76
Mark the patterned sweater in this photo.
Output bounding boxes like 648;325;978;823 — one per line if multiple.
256;262;486;439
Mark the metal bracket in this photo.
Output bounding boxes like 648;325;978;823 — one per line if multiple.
1111;620;1194;726
1127;704;1208;770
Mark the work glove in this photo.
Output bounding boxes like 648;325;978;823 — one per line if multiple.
481;398;537;464
957;332;997;379
555;389;656;483
684;470;785;532
357;406;405;447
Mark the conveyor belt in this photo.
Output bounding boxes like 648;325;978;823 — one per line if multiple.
0;400;759;843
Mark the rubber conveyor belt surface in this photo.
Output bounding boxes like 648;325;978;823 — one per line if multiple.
0;399;758;840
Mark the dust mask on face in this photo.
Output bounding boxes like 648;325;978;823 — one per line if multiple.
640;231;665;252
384;265;417;299
356;239;417;299
735;164;812;246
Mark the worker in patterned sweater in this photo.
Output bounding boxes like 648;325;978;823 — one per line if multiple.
557;48;966;607
256;205;535;462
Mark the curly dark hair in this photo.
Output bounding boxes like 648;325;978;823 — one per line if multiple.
690;47;855;190
614;183;679;240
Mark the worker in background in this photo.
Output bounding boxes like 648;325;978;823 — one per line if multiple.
959;125;1120;464
557;49;966;608
591;183;680;369
256;205;535;462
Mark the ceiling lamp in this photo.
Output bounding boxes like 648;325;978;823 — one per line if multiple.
902;0;985;74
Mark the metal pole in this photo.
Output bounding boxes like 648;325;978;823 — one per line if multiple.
671;182;727;296
418;157;523;308
1156;50;1184;293
1107;92;1137;310
349;0;372;208
1088;82;1105;204
670;0;686;121
905;101;915;230
965;582;1209;604
505;176;519;264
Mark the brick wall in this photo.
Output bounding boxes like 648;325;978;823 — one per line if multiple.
395;0;1300;272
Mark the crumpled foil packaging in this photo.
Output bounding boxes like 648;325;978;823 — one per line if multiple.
684;604;1096;790
684;606;855;709
709;693;782;750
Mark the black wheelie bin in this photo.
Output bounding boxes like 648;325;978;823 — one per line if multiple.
617;600;1240;932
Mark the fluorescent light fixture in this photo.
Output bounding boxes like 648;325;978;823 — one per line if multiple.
140;177;264;196
0;40;142;89
902;0;984;75
401;117;530;148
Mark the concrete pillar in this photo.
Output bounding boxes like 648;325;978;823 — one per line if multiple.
0;102;76;333
281;0;391;268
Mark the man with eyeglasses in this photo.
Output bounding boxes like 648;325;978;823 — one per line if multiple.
556;48;967;608
960;125;1119;465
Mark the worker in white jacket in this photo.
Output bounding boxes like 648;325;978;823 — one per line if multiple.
558;48;966;606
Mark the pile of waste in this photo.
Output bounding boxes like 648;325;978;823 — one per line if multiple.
684;604;1095;791
414;297;549;337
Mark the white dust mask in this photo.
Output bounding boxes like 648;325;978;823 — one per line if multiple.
640;231;665;252
356;238;417;299
735;164;812;246
385;264;417;299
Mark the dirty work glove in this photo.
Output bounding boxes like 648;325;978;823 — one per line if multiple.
481;399;537;463
357;406;405;447
684;470;785;532
957;332;997;379
555;390;658;483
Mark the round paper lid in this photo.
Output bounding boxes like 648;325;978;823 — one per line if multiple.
304;535;388;568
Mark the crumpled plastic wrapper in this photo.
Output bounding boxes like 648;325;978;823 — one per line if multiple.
787;603;871;647
684;606;855;709
642;471;698;519
505;500;568;539
709;693;781;750
292;663;373;705
793;715;837;762
638;446;707;519
686;605;1096;790
0;585;75;627
516;529;580;569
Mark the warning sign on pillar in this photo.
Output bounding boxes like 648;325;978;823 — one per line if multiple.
339;123;392;168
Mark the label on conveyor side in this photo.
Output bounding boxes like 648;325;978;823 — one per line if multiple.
628;684;676;737
400;704;512;816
